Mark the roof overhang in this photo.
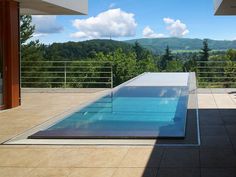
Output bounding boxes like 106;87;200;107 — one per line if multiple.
214;0;236;15
15;0;88;15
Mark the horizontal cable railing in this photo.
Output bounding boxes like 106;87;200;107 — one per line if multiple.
21;61;113;88
196;61;236;88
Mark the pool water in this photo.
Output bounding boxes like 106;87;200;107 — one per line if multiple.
29;86;189;139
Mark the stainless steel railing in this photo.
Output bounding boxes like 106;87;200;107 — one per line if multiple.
196;60;236;88
21;61;113;88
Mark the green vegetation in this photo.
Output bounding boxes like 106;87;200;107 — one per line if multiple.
20;15;35;45
159;45;173;70
44;40;133;61
200;39;211;62
20;15;236;88
126;37;236;54
20;16;50;87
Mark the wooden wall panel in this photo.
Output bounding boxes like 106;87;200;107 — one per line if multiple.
0;0;20;109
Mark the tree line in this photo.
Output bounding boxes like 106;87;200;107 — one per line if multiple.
21;15;236;88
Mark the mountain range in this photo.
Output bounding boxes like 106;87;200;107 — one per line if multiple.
125;37;236;53
44;38;236;61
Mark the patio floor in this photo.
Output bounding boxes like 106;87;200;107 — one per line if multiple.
0;88;236;177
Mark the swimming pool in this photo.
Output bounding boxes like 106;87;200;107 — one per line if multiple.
29;73;191;139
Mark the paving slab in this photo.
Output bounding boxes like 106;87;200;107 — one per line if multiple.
112;168;158;177
157;168;200;177
200;148;236;167
160;148;199;167
119;147;164;168
200;125;228;136
200;136;232;148
201;168;236;177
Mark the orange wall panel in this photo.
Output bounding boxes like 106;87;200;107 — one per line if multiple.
1;0;21;109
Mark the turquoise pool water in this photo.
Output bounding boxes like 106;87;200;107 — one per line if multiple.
30;86;189;139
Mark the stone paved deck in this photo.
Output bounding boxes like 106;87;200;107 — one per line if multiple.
0;89;236;177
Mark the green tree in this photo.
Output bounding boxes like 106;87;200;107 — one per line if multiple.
200;39;211;62
21;41;51;87
111;49;137;85
223;61;236;88
137;54;158;73
160;45;173;70
183;54;198;72
166;60;183;72
20;15;35;45
20;15;52;88
133;41;144;60
226;49;236;61
132;41;152;61
199;39;211;83
94;47;159;87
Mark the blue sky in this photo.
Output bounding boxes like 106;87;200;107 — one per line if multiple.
32;0;236;44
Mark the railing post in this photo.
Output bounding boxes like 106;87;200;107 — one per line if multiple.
111;63;113;88
64;61;67;88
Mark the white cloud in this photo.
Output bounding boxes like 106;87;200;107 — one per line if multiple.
32;15;63;36
163;18;175;24
142;26;165;38
163;17;189;37
32;33;47;37
70;8;137;39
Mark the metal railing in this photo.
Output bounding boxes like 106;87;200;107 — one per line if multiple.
196;60;236;88
21;61;113;88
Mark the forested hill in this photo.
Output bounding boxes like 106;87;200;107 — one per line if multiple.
43;38;236;60
44;39;133;60
125;37;236;53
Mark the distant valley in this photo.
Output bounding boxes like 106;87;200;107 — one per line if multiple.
44;38;236;61
125;37;236;54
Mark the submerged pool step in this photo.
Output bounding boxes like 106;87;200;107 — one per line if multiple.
60;112;180;122
48;119;176;131
80;97;188;113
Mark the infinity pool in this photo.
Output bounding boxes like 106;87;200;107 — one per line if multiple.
29;73;190;139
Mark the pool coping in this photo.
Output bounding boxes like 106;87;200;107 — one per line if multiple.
3;72;200;146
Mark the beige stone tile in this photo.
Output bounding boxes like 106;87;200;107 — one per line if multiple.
229;94;236;104
0;145;28;149
0;148;56;167
119;147;163;168
26;145;60;149
68;168;115;177
0;114;10;120
0;125;30;135
198;94;217;109
112;168;157;177
28;168;70;177
213;94;236;109
0;135;11;144
0;117;42;127
0;167;33;177
79;147;129;167
0;145;59;150
37;148;94;167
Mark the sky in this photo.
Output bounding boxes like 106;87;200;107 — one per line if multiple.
31;0;236;44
